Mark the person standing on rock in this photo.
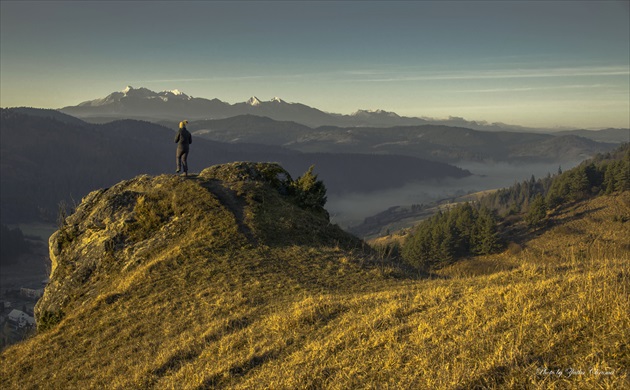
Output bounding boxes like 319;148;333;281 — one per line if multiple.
175;120;192;176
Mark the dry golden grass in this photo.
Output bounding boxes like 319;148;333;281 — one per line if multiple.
1;192;628;389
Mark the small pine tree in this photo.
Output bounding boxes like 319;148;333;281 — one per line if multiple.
292;165;327;211
569;169;591;201
614;159;630;191
474;208;501;255
526;194;547;228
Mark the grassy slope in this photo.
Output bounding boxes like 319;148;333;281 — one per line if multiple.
0;182;628;389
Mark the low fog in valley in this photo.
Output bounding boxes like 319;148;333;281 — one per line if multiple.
328;160;582;228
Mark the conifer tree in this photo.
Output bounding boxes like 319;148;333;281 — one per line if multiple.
474;207;501;254
603;163;617;194
615;159;630;191
526;194;547;228
292;165;327;210
569;169;591;201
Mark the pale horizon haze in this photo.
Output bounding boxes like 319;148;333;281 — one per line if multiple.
1;0;629;129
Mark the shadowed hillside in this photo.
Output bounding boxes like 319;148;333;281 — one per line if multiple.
0;108;470;224
0;163;628;389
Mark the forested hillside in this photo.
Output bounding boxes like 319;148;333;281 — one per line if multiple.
401;143;629;270
480;143;630;215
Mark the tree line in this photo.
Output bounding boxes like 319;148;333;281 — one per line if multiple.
400;143;629;270
479;143;629;227
401;203;501;269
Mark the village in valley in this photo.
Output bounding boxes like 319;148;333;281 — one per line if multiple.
0;286;43;348
0;225;52;350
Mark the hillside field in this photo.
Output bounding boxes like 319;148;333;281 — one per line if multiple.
0;171;628;389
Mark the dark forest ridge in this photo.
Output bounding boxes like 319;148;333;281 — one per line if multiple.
186;115;622;164
0;108;469;224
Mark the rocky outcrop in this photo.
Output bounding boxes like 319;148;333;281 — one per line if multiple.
35;162;364;329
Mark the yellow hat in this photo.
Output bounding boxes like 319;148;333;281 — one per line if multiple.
179;120;188;129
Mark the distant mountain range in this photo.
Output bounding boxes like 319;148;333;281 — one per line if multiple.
0;108;470;224
553;128;629;144
59;86;630;135
55;86;625;164
186;115;620;164
60;86;339;128
5;88;625;224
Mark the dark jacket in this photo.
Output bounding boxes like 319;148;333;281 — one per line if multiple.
175;127;192;152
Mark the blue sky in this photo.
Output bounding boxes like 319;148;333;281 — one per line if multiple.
1;1;628;128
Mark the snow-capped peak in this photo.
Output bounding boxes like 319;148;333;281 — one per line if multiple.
247;96;262;106
157;89;191;100
270;97;284;103
352;109;400;118
121;86;155;98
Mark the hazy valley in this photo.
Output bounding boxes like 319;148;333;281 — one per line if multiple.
14;87;627;228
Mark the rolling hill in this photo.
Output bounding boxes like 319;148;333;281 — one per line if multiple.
188;115;313;145
554;128;629;143
189;117;617;164
0;162;627;389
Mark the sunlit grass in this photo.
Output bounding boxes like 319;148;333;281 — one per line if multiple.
1;186;628;389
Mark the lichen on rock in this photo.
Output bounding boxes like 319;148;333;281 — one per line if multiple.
35;162;361;330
